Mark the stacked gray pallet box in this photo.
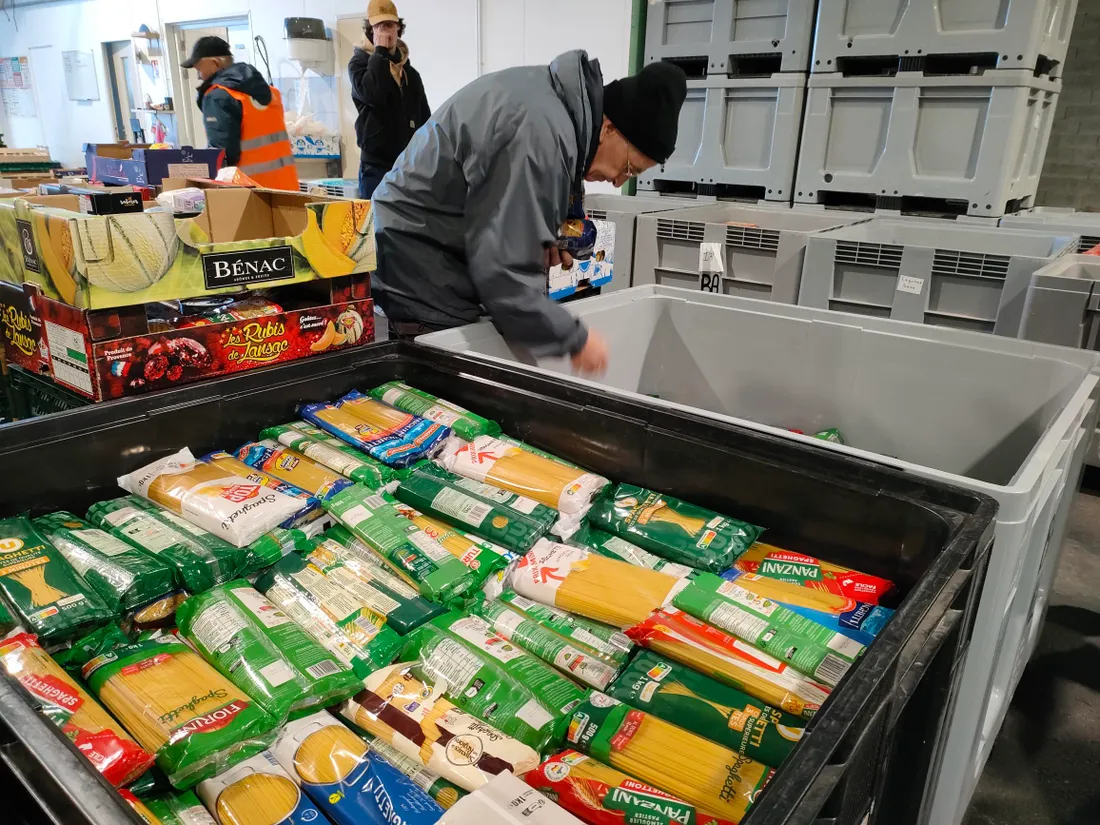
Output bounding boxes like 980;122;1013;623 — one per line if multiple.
418;284;1100;825
636;0;814;203
796;0;1077;219
798;218;1078;335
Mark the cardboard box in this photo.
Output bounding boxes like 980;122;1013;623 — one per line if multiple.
26;274;374;401
291;134;341;158
0;280;48;374
1;187;374;309
84;143;225;186
38;183;144;215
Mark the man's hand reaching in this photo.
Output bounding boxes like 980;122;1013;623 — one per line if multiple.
571;330;609;376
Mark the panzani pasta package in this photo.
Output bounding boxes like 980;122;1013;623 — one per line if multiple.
402;611;587;752
357;733;466;810
0;632;155;787
607;651;804;767
570;525;698;580
176;581;360;721
565;693;772;825
195;751;328;825
235;440;355;501
261;422;396;489
269;711;444;825
340;663;540;792
367;382;501;441
393;462;556;554
730;544;894;605
117;449;308;548
82;635;279;789
0;517;114;642
588;484;763;574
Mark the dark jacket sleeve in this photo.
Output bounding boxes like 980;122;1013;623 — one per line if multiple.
348;47;394;107
462;118;588;357
201;89;243;165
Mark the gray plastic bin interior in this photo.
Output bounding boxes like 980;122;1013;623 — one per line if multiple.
633;203;867;301
582;194;688;293
418;284;1099;825
1019;254;1100;350
799;218;1078;335
1001;210;1100;252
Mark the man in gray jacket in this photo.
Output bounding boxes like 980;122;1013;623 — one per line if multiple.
371;51;687;374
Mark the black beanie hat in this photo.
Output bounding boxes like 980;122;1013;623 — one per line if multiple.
602;61;688;164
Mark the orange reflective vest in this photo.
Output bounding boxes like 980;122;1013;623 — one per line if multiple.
207;83;299;190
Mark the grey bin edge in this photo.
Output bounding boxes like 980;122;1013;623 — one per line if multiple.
418;284;1100;825
1020;254;1100;350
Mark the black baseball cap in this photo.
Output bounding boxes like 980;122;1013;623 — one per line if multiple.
181;36;232;68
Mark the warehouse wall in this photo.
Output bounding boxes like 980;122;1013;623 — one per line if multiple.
0;0;632;167
1038;0;1100;210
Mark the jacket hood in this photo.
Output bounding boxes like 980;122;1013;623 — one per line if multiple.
548;50;603;190
204;62;272;105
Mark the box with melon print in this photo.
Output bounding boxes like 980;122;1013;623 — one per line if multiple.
0;183;374;310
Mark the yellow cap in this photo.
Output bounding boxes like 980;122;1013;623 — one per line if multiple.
367;0;400;25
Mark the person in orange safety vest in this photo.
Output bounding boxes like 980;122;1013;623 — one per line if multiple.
182;36;299;190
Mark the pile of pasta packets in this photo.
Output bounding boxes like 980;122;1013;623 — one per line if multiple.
0;378;898;825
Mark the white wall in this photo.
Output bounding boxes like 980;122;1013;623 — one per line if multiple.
0;0;632;167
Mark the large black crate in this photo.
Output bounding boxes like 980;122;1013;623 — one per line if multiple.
0;342;995;825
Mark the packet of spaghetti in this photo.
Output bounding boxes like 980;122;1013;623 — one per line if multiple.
357;733;466;809
235;440;355;501
367;382;501;441
588;484;762;574
202;451;325;530
570;525;698;580
195;751;325;825
299;395;450;468
261;422;396;489
730;544;894;605
495;589;634;668
144;791;218;825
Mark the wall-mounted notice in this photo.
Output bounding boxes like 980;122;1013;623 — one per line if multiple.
62;50;100;101
0;57;36;118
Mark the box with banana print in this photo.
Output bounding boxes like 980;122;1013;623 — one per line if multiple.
0;186;374;310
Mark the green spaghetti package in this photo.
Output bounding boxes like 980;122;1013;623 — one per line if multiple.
0;598;15;635
51;621;133;677
260;421;396;489
467;597;621;690
607;650;804;767
308;527;445;633
673;572;864;687
33;512;183;623
0;516;114;642
494;589;634;668
367;381;501;441
588;483;764;573
570;525;699;580
254;554;404;677
403;610;587;752
176;580;360;720
393;462;555;553
144;791;217;825
324;486;478;604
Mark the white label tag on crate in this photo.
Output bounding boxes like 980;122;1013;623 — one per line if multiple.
698;242;724;273
897;275;925;295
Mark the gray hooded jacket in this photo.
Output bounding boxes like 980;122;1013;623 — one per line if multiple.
370;50;603;356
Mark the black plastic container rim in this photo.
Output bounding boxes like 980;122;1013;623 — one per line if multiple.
0;341;999;825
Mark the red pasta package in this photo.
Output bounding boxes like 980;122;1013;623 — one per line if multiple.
729;543;894;605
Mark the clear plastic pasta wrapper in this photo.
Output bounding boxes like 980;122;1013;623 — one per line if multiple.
196;751;329;825
52;622;134;677
117;449;310;548
144;790;218;825
254;555;404;678
673;572;864;687
34;511;181;623
235;440;356;501
177;581;360;721
82;635;280;789
403;611;587;752
438;771;586;825
569;525;699;580
299;393;451;469
505;538;687;628
565;693;773;825
121;788;165;825
261;422;397;490
0;517;115;642
466;596;622;690
0;632;155;787
720;569;893;647
367;382;502;441
607;650;804;767
495;589;634;669
358;733;467;809
126;765;175;799
525;750;737;825
268;711;444;825
393;462;556;554
730;543;894;605
626;607;830;721
202;451;326;531
324;487;478;604
588;484;763;574
436;435;609;525
339;662;539;792
304;527;446;632
0;598;15;636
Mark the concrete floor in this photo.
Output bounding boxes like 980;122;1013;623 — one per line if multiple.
962;484;1100;825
